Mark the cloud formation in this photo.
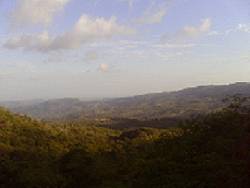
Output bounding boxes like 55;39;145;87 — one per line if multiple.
136;7;167;25
10;0;70;27
226;24;250;35
4;31;51;51
237;24;250;33
162;18;212;42
182;18;212;38
135;0;173;25
4;15;135;52
99;63;109;72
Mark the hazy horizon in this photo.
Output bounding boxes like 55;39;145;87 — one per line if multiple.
1;81;249;102
0;0;249;101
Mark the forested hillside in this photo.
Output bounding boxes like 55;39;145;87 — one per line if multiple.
0;97;249;188
4;82;250;123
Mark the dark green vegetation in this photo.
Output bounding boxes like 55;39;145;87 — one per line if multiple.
0;96;249;188
3;83;250;127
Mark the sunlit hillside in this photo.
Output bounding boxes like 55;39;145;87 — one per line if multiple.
1;98;249;187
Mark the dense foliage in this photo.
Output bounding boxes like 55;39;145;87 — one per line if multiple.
0;102;249;187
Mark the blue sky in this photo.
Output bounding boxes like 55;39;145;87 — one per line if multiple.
0;0;249;100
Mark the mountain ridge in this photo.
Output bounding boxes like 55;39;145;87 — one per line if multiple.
2;82;250;122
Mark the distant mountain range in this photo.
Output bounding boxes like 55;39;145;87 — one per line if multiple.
2;82;250;123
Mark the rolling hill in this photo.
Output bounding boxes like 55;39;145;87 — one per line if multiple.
0;98;249;187
2;82;250;123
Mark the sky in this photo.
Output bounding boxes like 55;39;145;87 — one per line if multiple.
0;0;250;101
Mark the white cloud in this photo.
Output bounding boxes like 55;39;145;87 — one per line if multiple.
207;31;220;36
50;15;135;50
4;15;135;52
237;24;250;33
153;43;196;49
182;18;211;38
224;23;250;35
4;31;51;51
162;18;212;42
11;0;70;27
135;0;173;25
99;63;109;72
136;8;167;25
